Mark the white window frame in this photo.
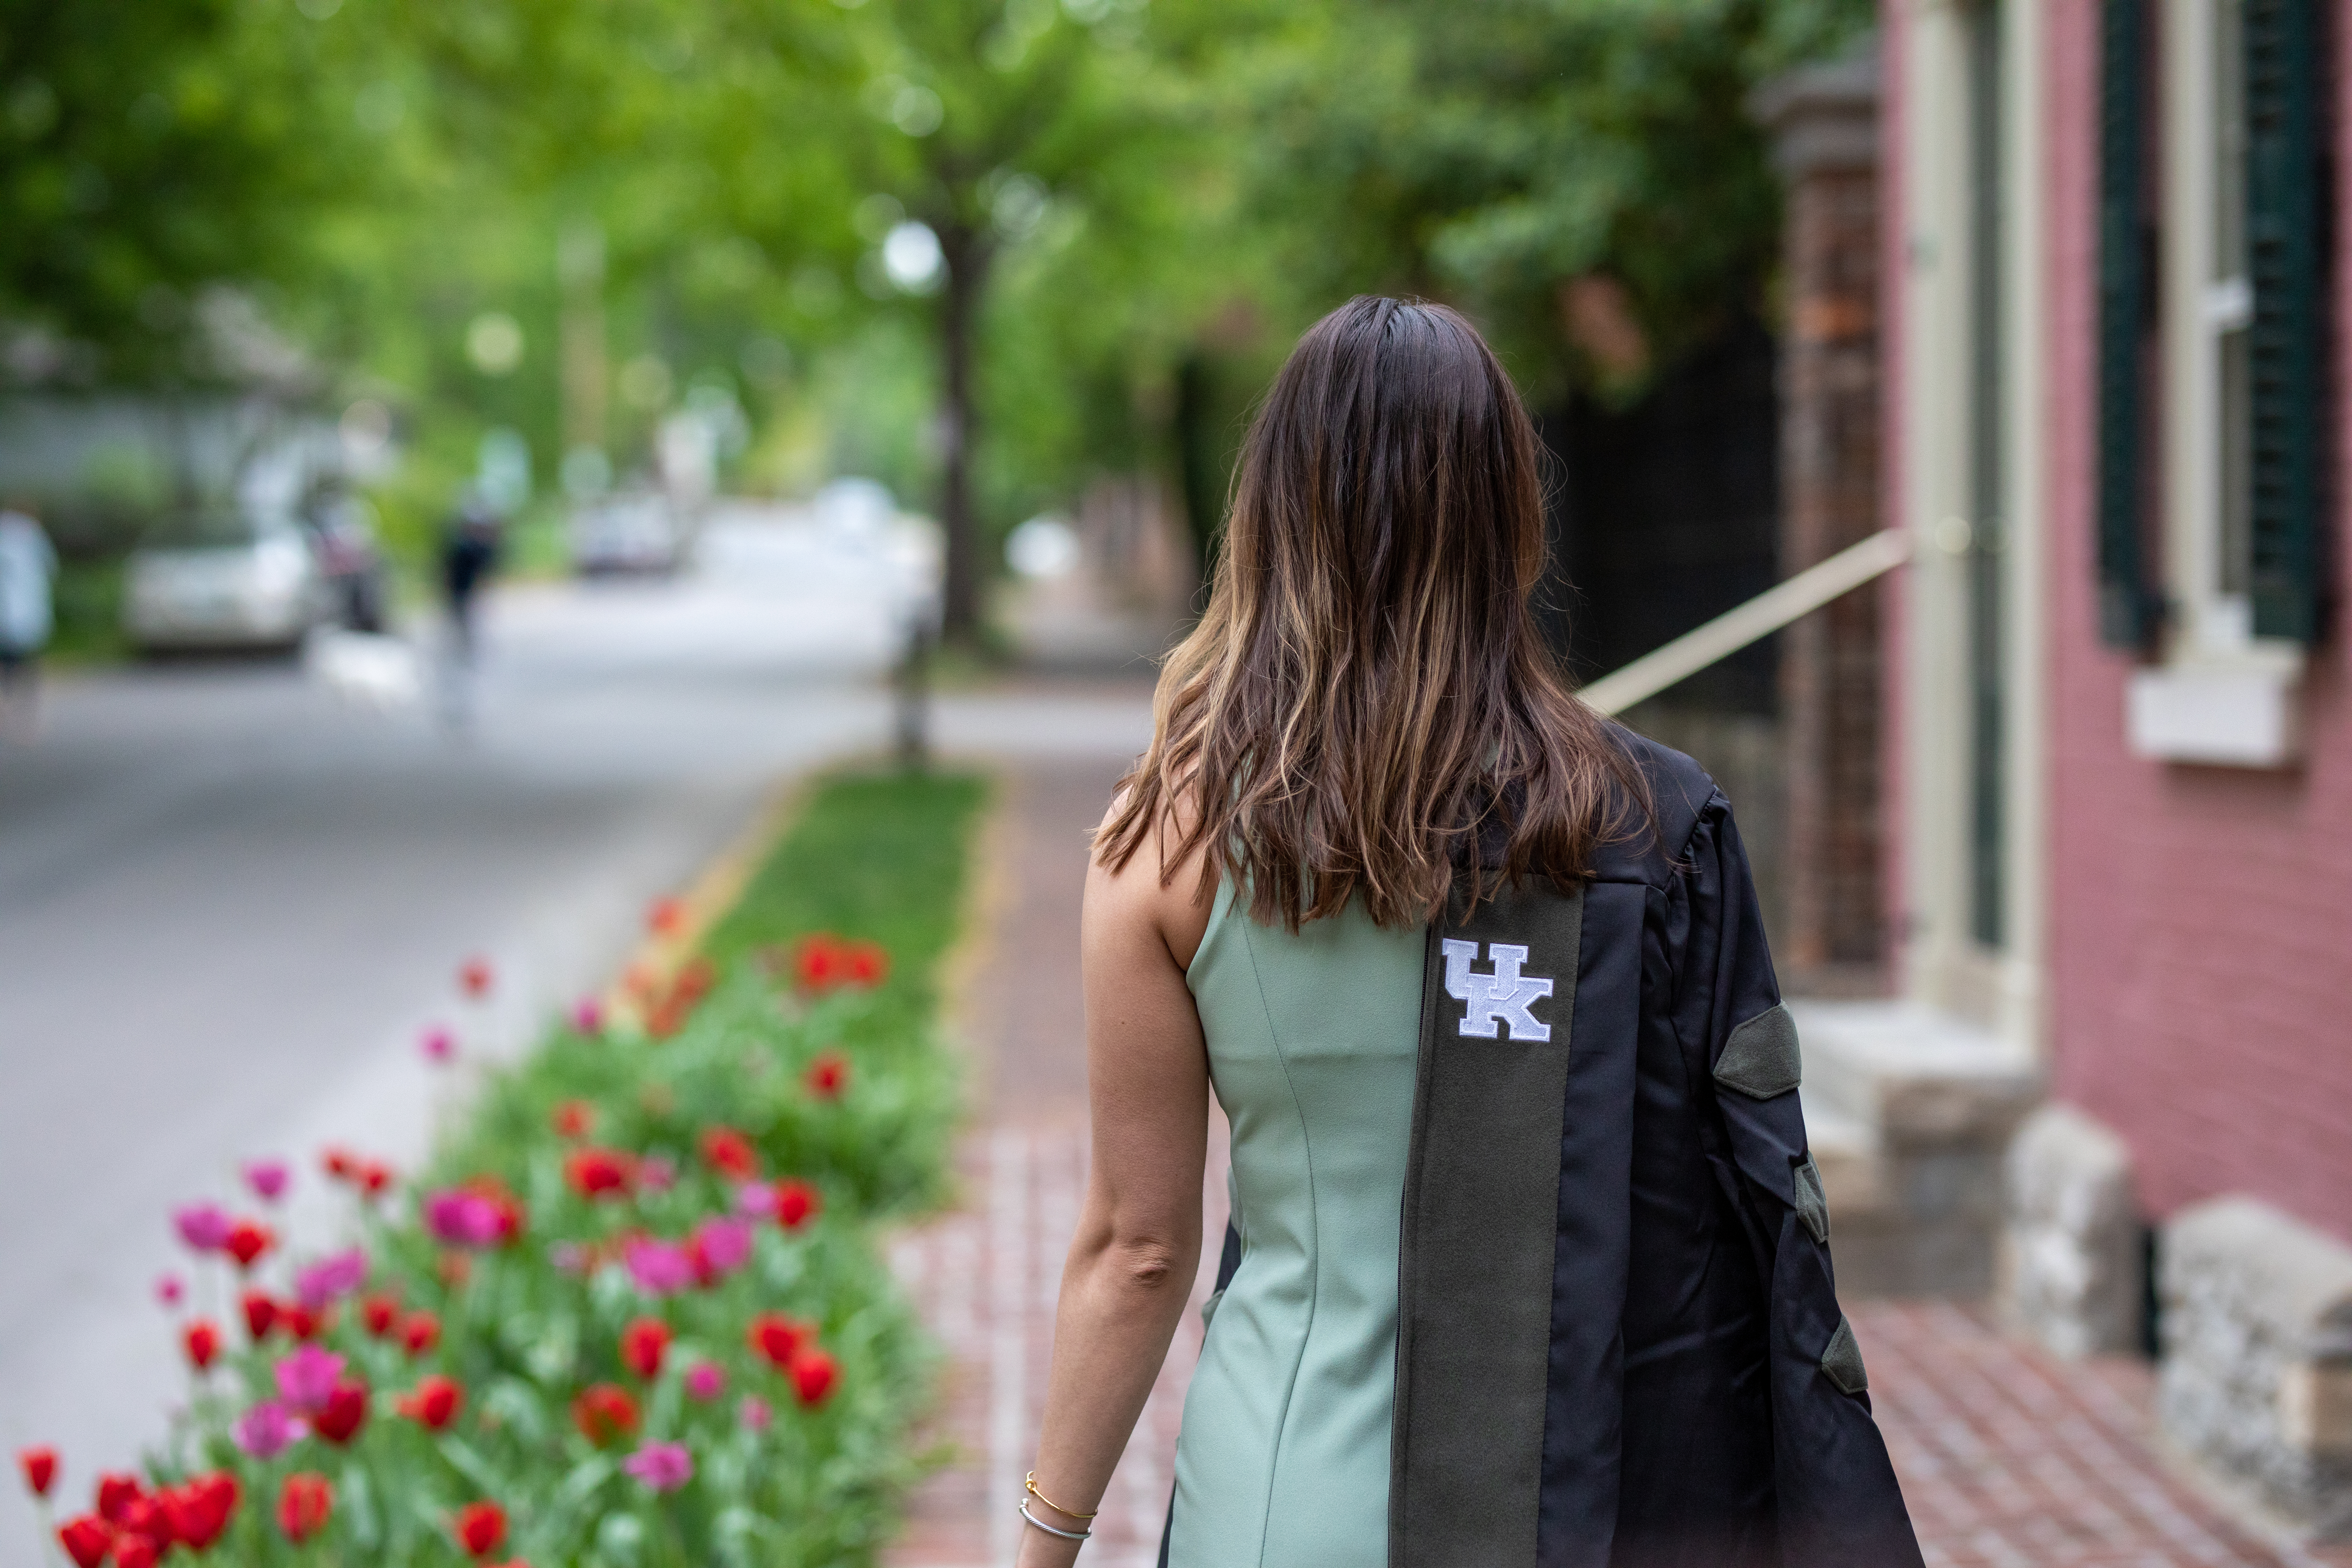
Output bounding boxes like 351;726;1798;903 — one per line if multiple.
1896;0;2047;1048
2137;0;2305;766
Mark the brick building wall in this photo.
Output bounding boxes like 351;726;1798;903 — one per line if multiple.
2040;0;2352;1237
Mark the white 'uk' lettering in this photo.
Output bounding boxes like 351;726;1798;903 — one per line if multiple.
1440;939;1554;1042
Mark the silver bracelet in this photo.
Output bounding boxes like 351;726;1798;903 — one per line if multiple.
1018;1499;1092;1541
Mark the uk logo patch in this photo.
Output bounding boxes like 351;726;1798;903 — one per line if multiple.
1440;939;1555;1042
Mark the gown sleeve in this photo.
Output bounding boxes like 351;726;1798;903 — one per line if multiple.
1669;789;1926;1568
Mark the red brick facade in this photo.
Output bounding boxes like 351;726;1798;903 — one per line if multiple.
2035;0;2352;1236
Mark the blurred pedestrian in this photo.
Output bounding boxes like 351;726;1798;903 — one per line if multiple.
0;498;58;733
439;491;503;663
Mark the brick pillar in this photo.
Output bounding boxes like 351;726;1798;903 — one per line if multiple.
1756;56;1885;985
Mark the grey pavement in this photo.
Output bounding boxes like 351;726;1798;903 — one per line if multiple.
0;504;1153;1558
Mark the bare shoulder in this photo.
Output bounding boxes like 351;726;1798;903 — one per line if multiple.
1086;784;1217;973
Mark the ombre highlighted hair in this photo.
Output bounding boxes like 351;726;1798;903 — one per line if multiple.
1098;295;1648;930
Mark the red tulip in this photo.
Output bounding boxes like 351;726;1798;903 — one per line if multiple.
791;1346;839;1407
113;1495;167;1544
401;1310;441;1356
805;1051;848;1100
182;1318;222;1371
645;997;687;1039
458;957;493;998
56;1517;111;1568
700;1127;758;1181
223;1219;274;1269
620;1317;671;1380
843;940;888;987
454;1500;506;1558
747;1311;807;1371
792;934;847;992
95;1473;144;1524
321;1146;356;1180
361;1294;401;1337
773;1178;820;1231
240;1290;279;1341
112;1527;160;1568
571;1384;639;1446
158;1473;239;1552
276;1472;331;1543
280;1302;324;1341
358;1159;394;1196
564;1148;634;1200
648;895;687;935
313;1379;370;1445
551;1100;595;1139
397;1375;463;1431
673;956;716;1002
17;1446;56;1498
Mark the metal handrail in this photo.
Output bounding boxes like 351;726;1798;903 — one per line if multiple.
1579;528;1913;717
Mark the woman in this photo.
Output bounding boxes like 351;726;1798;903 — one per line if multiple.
1017;298;1919;1568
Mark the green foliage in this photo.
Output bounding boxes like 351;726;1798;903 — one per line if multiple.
140;768;987;1567
0;0;373;382
4;0;1870;586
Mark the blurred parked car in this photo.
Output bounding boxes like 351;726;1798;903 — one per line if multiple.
123;509;331;652
300;491;389;633
569;491;681;576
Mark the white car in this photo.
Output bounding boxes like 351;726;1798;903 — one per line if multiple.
124;510;330;651
570;491;682;576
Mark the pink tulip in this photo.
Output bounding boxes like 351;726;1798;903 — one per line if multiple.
733;1181;778;1218
234;1400;304;1458
623;1238;694;1296
294;1248;367;1310
571;998;603;1034
420;1027;455;1064
738;1395;771;1433
621;1441;693;1492
155;1274;184;1307
243;1160;290;1203
685;1362;725;1402
423;1190;506;1248
275;1346;346;1413
174;1203;232;1252
691;1218;753;1278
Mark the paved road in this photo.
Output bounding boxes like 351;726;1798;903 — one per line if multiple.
0;504;1154;1557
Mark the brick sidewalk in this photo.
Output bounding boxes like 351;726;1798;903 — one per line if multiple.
884;760;2352;1568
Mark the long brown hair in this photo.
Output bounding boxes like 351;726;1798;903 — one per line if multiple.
1098;295;1649;929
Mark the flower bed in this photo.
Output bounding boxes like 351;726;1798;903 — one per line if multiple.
18;771;988;1568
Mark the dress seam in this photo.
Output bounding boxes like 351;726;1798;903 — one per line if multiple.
1238;914;1319;1568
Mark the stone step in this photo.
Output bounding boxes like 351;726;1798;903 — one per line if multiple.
1790;999;2042;1150
1788;1000;2044;1298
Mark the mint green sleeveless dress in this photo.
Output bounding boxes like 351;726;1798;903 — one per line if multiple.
1169;880;1424;1568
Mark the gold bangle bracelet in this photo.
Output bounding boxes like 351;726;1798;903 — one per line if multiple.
1025;1471;1099;1521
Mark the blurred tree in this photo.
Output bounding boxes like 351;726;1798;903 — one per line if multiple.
1237;0;1873;408
0;0;364;386
742;0;1219;643
2;0;1871;618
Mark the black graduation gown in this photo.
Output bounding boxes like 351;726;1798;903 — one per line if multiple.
1181;734;1924;1568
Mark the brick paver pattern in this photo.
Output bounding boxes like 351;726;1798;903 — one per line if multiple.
883;757;2352;1568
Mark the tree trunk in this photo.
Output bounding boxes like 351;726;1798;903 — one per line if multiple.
936;223;989;646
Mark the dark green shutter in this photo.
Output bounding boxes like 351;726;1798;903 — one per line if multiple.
2097;0;2158;646
2245;0;2327;642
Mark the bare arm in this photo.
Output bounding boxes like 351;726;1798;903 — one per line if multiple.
1015;805;1214;1564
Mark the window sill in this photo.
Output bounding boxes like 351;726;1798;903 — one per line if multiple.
2125;651;2304;767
